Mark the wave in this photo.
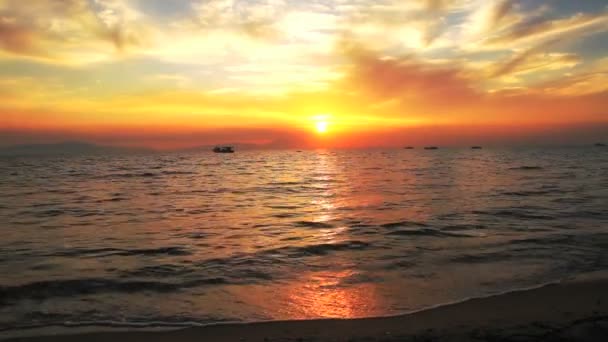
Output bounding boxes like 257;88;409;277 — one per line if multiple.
122;264;194;278
89;241;377;290
285;241;371;256
509;166;544;170
0;317;230;335
473;209;555;220
45;246;192;258
250;240;373;258
161;171;197;175
450;252;514;264
440;224;486;231
386;228;472;238
267;205;301;210
193;241;372;266
348;222;482;238
16;208;105;218
381;221;428;229
0;277;227;305
380;222;466;237
31;209;64;218
103;247;192;257
294;221;334;228
451;233;608;268
501;189;564;196
267;181;302;186
114;172;158;178
272;213;300;218
102;170;196;179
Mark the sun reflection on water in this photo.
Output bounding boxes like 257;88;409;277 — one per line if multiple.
282;269;383;319
310;151;338;221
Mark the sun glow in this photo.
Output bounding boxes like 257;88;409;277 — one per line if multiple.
315;121;328;133
313;114;331;134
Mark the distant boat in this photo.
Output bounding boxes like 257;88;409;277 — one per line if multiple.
404;146;415;150
213;146;235;153
424;146;439;150
471;146;483;149
595;143;606;147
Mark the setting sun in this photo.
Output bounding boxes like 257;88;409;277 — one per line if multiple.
315;121;328;134
312;114;331;134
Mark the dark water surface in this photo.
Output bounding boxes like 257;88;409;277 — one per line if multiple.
1;148;607;333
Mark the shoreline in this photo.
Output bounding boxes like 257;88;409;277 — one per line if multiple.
4;272;608;341
0;277;566;334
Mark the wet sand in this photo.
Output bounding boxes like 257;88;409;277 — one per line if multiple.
5;273;608;342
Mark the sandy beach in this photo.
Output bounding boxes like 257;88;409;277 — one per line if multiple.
4;272;608;342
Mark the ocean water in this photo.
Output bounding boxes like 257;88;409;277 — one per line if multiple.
1;148;607;334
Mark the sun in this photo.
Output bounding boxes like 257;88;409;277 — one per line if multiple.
315;120;328;134
312;114;331;134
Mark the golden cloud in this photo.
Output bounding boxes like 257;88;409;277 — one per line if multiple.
0;0;150;63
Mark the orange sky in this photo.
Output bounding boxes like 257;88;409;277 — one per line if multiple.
1;0;607;149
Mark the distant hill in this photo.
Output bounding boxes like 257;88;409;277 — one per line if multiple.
0;141;152;156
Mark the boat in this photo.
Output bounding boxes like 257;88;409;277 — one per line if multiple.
471;146;482;149
213;146;235;153
424;146;439;150
404;146;415;149
595;143;606;147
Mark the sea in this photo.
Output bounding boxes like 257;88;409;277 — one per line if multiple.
1;147;607;336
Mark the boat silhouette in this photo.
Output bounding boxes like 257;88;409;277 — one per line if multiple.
213;146;235;153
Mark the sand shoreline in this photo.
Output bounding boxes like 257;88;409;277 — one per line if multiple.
4;272;608;341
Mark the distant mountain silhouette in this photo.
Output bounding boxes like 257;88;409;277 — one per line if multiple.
0;141;152;156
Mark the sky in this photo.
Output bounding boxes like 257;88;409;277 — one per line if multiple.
1;0;607;149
